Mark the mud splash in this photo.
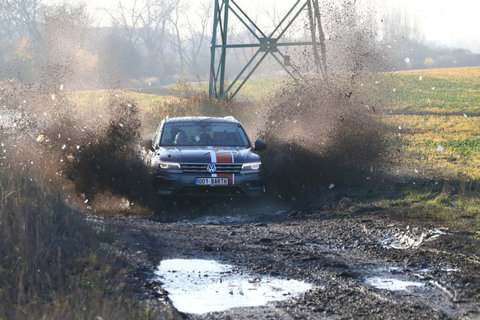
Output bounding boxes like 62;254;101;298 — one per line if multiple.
61;99;152;203
259;77;389;198
154;259;312;314
0;81;158;214
254;1;392;199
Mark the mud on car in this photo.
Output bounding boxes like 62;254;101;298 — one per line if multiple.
143;116;266;197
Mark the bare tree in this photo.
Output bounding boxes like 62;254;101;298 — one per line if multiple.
108;0;180;80
108;0;145;50
0;0;43;43
170;0;211;78
139;0;178;72
0;0;95;83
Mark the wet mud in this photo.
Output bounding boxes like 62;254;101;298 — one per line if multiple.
107;209;480;320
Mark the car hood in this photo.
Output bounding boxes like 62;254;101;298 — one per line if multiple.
157;146;260;163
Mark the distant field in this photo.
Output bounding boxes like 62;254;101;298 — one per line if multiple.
164;78;286;101
390;66;480;114
167;67;480;114
383;67;480;180
68;89;187;113
385;114;480;180
398;66;480;83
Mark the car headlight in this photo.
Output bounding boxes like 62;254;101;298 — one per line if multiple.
241;161;261;173
157;160;181;172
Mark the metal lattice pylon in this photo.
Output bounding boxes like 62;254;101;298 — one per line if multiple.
208;0;327;101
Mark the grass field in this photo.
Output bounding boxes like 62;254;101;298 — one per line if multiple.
389;67;480;114
385;114;480;180
383;67;480;180
382;68;479;233
68;89;187;113
166;67;480;113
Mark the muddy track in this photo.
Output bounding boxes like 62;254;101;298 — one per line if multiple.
107;208;480;320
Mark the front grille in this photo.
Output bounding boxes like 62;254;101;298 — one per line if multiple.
180;163;242;173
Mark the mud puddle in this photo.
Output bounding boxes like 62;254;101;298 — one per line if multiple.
154;259;312;314
379;228;447;249
365;276;424;291
174;210;291;226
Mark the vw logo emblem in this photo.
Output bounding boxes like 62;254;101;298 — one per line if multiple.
206;164;217;173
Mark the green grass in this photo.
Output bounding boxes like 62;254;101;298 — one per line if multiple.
373;67;480;180
386;186;480;234
389;73;480;113
384;114;480;180
422;138;480;156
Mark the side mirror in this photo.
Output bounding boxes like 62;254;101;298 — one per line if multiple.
141;138;155;152
254;140;267;152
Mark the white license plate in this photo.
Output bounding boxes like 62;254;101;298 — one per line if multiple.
195;177;228;186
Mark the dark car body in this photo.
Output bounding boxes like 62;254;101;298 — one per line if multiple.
146;117;265;197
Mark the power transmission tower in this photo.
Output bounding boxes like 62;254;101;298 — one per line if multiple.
208;0;327;101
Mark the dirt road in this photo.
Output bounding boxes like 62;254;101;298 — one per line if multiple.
107;204;480;320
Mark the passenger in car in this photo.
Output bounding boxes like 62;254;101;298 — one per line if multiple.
174;130;188;145
214;131;234;145
200;132;213;145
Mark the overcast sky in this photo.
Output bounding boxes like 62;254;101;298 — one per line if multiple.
48;0;480;53
383;0;480;52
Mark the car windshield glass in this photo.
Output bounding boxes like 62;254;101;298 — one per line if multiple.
160;122;250;147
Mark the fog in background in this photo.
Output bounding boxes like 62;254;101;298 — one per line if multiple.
1;0;479;90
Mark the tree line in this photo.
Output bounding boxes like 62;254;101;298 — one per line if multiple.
0;0;478;91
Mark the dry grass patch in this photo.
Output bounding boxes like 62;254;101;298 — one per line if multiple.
384;114;480;180
398;66;480;83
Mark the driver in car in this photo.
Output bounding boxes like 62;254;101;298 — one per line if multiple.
174;130;188;145
213;130;234;146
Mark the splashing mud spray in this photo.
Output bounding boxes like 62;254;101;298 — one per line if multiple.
259;77;388;198
257;1;391;200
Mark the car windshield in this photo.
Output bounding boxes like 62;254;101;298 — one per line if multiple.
160;121;250;147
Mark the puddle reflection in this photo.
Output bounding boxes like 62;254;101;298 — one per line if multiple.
154;259;312;314
365;276;424;291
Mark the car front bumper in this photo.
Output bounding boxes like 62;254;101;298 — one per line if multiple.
153;171;263;197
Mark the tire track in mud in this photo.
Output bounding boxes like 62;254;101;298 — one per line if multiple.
107;211;480;320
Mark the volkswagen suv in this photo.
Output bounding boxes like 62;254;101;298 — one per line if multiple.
144;116;266;197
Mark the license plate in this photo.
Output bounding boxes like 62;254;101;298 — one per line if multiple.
195;177;228;186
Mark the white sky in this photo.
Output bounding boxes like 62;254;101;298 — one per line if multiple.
382;0;480;52
49;0;480;53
